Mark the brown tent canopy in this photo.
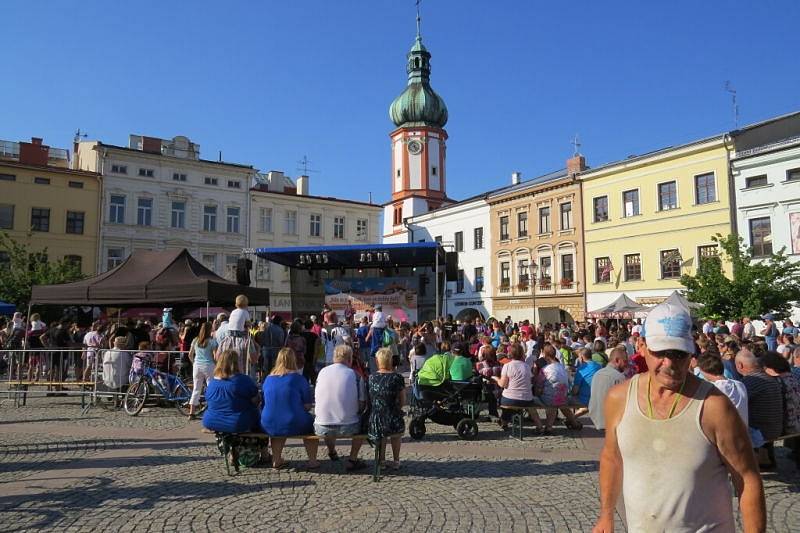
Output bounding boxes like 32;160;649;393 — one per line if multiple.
30;249;268;306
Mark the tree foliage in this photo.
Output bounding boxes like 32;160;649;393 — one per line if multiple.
0;232;84;309
680;233;800;319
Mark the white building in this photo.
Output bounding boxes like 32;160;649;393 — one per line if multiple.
731;112;800;321
250;171;382;318
401;196;493;319
74;134;255;278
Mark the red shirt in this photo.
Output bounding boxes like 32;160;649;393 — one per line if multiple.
630;352;648;374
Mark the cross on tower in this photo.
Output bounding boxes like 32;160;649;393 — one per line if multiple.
571;134;581;157
416;0;422;37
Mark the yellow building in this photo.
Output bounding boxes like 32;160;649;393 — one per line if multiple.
0;137;102;275
579;135;733;311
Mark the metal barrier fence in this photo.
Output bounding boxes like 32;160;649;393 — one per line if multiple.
1;348;190;410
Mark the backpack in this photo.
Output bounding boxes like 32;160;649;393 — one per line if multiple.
155;328;170;346
382;328;394;347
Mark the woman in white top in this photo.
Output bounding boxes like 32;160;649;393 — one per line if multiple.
216;294;258;377
695;353;748;425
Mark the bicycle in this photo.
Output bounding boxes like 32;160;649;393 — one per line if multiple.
123;355;206;417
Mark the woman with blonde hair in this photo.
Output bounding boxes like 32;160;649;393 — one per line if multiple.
201;349;261;434
260;347;319;469
367;347;405;470
216;294;259;378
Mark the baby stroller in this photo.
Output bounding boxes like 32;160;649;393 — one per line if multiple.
408;376;486;440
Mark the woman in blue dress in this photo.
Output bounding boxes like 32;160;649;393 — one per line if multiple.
261;347;320;469
202;349;261;433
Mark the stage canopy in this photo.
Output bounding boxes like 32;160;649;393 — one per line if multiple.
30;248;269;307
586;293;650;320
254;242;446;270
0;300;15;315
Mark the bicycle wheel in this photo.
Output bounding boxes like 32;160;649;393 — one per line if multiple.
173;380;193;416
124;377;149;416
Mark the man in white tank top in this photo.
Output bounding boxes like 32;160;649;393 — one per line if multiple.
594;302;766;533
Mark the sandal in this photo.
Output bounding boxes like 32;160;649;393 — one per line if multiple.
386;461;401;471
273;459;289;470
345;458;367;471
328;450;340;462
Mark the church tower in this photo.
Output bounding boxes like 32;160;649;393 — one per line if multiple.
383;13;449;241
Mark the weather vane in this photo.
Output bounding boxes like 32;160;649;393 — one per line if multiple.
416;0;422;37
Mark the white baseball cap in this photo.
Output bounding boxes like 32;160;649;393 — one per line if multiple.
642;302;695;354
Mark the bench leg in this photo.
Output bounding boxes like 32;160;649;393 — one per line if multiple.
373;438;381;482
512;413;524;441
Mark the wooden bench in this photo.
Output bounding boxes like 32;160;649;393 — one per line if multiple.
501;404;587;441
215;432;403;482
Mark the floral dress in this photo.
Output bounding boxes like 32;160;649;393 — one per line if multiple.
367;372;406;441
541;362;569;406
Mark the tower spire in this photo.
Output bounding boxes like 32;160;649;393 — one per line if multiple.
416;0;422;39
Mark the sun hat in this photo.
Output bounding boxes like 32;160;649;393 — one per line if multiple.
642;302;695;354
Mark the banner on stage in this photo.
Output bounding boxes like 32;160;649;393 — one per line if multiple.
324;277;418;324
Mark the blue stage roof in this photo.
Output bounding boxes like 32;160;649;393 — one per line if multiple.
254;242;444;269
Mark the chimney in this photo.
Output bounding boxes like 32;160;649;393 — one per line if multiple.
19;137;50;166
567;154;587;177
511;171;522;185
296;175;309;196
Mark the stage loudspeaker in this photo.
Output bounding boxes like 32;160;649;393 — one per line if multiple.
236;258;252;286
445;252;458;281
419;274;428;297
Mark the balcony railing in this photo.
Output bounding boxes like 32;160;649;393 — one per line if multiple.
538;278;552;290
499;283;511;293
560;278;574;289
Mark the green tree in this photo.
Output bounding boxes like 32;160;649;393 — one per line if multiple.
0;232;84;309
680;233;800;319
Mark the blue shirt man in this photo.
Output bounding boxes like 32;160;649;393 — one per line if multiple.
572;358;602;405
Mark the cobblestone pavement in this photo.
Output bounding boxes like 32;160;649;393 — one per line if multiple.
1;396;798;532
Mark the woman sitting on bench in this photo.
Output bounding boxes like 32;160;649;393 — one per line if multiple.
202;349;262;435
261;347;320;469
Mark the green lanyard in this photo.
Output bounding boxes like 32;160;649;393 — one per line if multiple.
647;375;686;419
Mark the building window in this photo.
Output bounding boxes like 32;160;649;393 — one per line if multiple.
285;210;297;235
698;245;719;265
225;255;238;281
660;249;682;279
595;257;612;283
623;189;639;217
356;219;368;240
539;256;552;288
172;172;187;182
111;165;127;174
0;173;16;182
624;254;641;281
66;211;84;234
454;231;463;252
560;202;573;230
474;267;484;292
745;175;768;188
31;208;50;232
256;257;271;281
171;201;186;229
561;254;574;285
518;259;530;286
68;181;84;189
694;173;716;204
518;212;528;237
432;166;437;176
393;205;403;226
202;253;216;272
787;168;800;181
499;216;509;240
593;196;608;222
474;227;483;249
749;217;772;257
456;269;465;293
138;168;154;177
226;207;240;233
107;248;125;270
64;255;82;272
203;205;217;232
333;216;345;239
34;177;50;185
227;180;241;189
538;207;550;234
137;198;152;226
260;207;272;233
658;181;678;211
0;205;13;229
500;261;511;287
204;177;218;186
109;195;125;224
310;214;321;237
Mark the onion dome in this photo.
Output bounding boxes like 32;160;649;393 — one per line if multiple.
389;35;448;129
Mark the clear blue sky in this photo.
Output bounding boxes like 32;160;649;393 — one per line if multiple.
2;1;799;204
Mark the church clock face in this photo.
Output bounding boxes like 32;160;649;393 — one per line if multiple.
407;139;423;155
